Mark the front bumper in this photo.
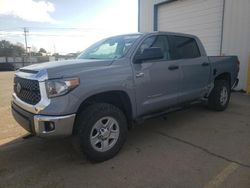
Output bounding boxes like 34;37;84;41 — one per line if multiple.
11;102;75;138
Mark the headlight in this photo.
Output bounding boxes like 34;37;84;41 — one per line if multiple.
45;78;80;98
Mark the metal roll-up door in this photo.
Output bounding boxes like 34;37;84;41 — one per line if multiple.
157;0;223;56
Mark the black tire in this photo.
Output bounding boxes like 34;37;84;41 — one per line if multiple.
208;80;231;111
76;103;128;162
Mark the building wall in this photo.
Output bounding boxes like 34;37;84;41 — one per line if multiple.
221;0;250;90
138;0;170;32
138;0;154;32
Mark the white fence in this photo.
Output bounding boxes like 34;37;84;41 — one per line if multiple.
0;56;63;64
0;56;58;69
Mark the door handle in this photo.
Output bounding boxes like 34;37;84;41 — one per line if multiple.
168;65;179;70
202;62;210;66
136;72;144;78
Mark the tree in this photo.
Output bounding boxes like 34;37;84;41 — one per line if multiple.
16;42;24;49
52;53;59;57
0;40;25;57
0;40;12;56
39;48;47;53
12;45;25;56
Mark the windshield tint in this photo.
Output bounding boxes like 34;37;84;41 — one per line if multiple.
77;34;141;60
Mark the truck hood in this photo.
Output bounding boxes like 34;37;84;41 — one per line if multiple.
21;59;113;79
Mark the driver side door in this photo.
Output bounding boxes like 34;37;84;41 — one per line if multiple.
132;35;181;116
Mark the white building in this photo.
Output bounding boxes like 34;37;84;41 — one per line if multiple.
138;0;250;91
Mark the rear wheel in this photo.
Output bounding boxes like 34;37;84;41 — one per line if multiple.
76;103;128;162
208;80;230;111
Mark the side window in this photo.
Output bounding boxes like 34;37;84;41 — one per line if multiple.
137;36;170;60
168;36;201;60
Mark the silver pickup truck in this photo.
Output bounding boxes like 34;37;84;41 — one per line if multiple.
12;32;239;161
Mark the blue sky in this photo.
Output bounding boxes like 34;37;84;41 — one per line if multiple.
0;0;138;54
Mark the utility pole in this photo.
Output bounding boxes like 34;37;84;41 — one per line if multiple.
24;27;28;54
53;44;56;54
23;27;28;66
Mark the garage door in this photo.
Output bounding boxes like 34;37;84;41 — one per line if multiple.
157;0;223;56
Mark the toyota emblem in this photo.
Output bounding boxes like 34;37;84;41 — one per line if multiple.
16;83;22;93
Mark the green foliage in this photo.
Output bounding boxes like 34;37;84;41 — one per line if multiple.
38;48;47;53
0;40;25;56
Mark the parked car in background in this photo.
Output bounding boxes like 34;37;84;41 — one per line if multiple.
0;63;15;71
11;32;239;162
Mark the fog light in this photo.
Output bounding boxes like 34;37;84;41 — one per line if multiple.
44;121;55;132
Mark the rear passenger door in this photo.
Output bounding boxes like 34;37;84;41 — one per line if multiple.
168;35;211;102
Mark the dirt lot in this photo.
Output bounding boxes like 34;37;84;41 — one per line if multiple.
0;71;250;188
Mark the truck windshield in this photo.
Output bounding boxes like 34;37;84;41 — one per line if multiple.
77;34;141;60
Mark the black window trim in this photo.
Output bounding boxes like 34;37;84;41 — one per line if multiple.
133;34;172;63
167;35;201;60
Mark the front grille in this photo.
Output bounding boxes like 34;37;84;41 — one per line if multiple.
14;77;41;105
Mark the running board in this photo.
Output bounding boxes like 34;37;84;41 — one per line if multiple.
135;100;201;123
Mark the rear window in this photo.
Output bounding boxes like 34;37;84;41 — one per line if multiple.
169;36;201;60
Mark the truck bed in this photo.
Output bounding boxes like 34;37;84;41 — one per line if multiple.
208;56;239;88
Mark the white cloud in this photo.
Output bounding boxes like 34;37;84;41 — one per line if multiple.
0;0;57;23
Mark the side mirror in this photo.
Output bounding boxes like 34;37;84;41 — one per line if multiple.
134;47;164;64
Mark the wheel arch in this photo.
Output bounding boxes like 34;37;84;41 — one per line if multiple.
73;90;133;134
214;72;231;86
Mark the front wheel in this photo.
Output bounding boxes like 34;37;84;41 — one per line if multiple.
208;80;231;111
76;103;128;162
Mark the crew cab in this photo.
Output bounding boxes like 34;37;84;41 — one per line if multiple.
11;32;239;162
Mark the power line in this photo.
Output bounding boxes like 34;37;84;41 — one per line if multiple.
0;32;89;37
0;33;23;36
0;27;23;31
0;26;111;38
0;33;88;37
28;27;99;30
0;26;107;31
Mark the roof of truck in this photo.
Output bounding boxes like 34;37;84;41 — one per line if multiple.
140;31;198;38
105;32;198;40
114;31;198;40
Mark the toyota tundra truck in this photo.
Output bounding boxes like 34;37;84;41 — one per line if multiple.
11;32;239;162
